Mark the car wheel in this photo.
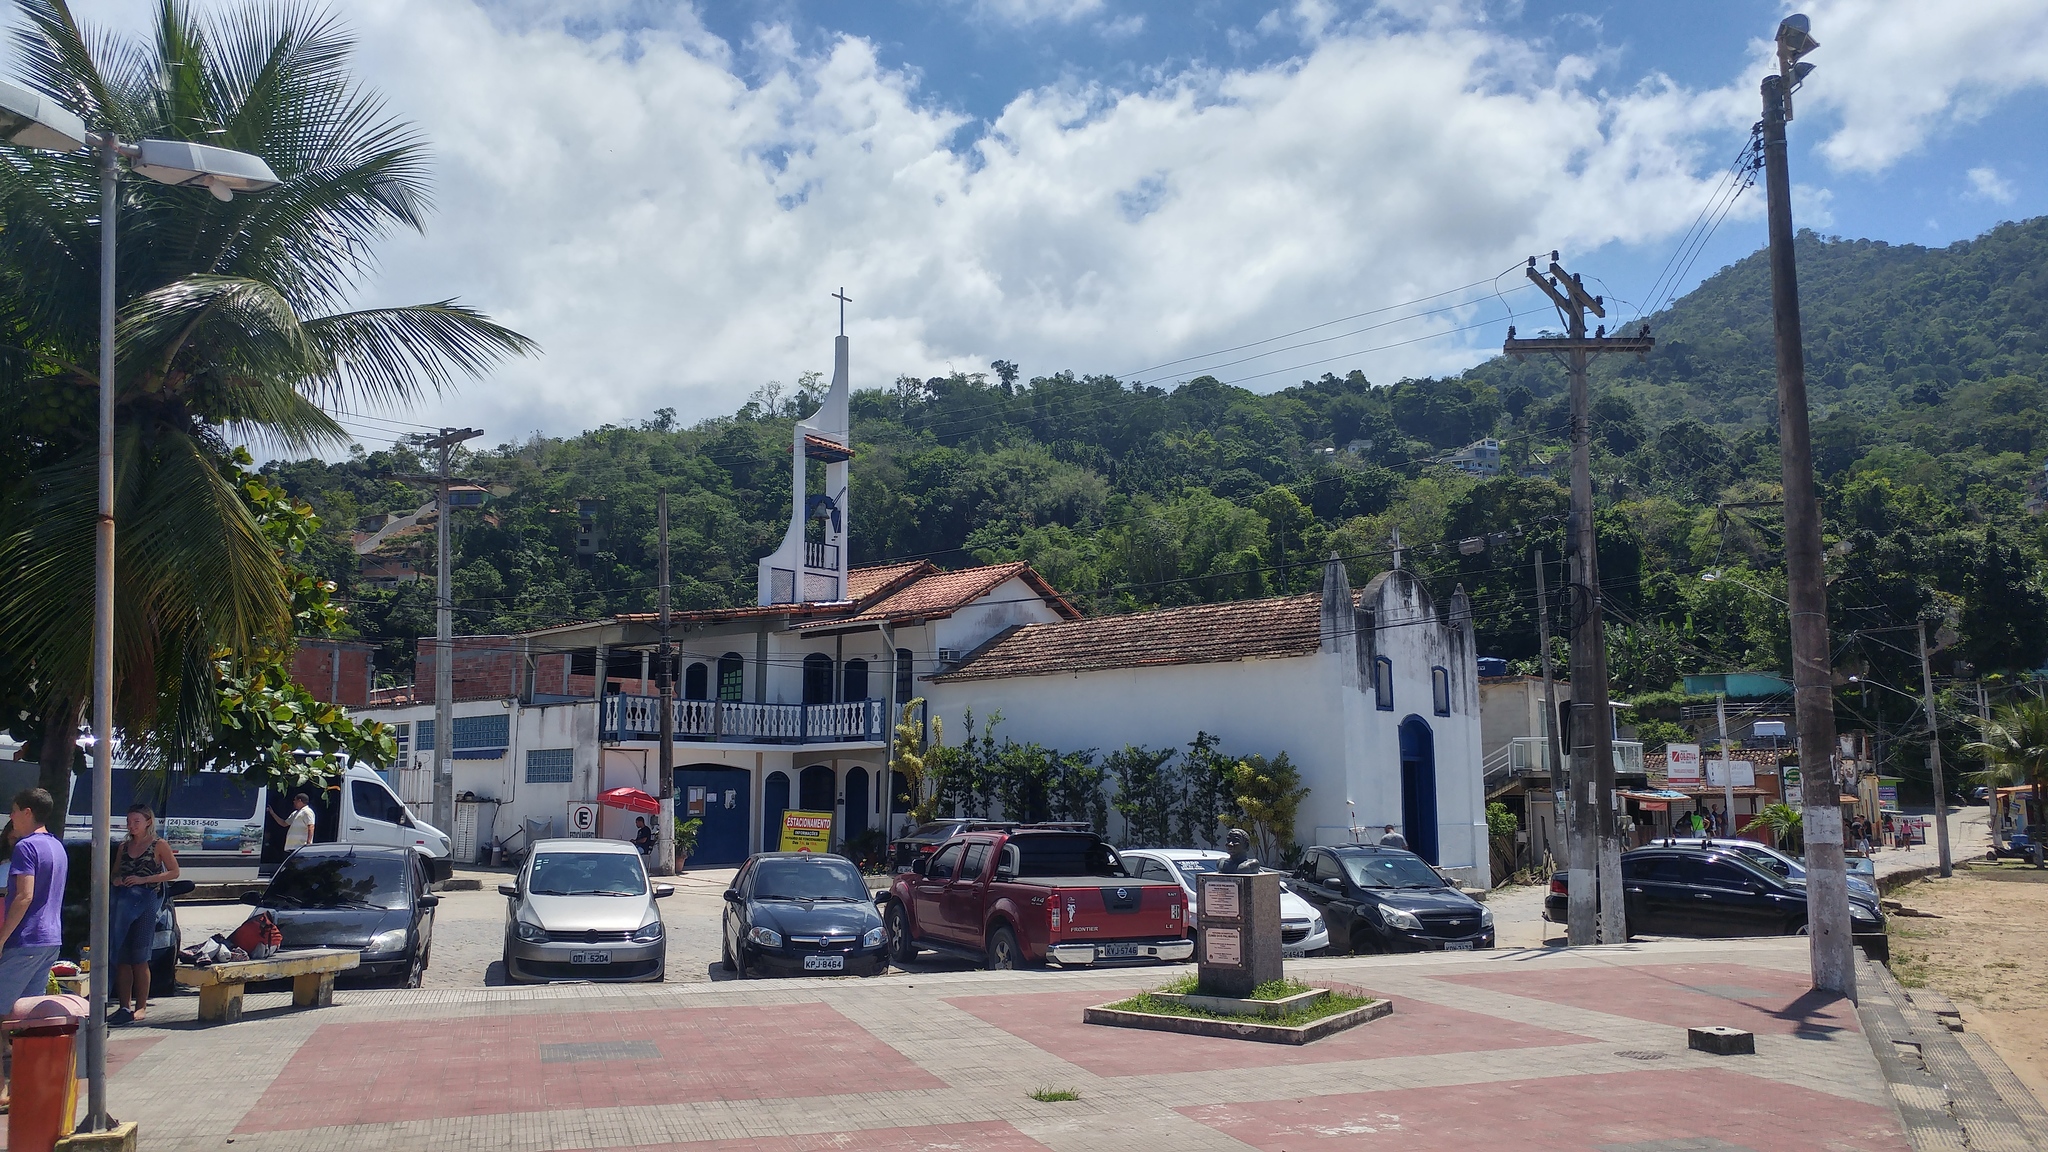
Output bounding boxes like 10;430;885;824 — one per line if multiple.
401;943;428;989
885;902;917;965
735;945;753;979
986;924;1020;970
500;948;522;984
1349;928;1384;956
720;935;737;973
653;946;666;983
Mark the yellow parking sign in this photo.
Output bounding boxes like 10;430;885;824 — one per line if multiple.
779;810;833;852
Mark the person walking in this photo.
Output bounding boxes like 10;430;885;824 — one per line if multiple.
1377;824;1408;849
0;789;68;1109
109;804;179;1025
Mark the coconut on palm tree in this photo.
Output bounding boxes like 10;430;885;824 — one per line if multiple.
0;0;535;806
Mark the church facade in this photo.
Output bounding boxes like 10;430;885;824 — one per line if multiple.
353;330;1491;885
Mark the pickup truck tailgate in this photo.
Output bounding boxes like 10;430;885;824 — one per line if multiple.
1043;879;1190;965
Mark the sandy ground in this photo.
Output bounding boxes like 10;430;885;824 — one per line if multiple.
1886;861;2048;1110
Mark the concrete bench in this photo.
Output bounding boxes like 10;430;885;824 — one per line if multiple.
174;948;360;1024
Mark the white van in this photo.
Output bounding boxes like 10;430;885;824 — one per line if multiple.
68;764;451;880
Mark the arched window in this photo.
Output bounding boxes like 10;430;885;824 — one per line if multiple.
843;658;869;701
1431;666;1451;716
716;653;744;702
895;648;914;706
1374;656;1394;711
683;661;708;701
802;653;834;705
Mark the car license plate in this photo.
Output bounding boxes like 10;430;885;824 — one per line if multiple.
1282;946;1307;959
570;951;611;964
1099;942;1140;959
803;954;845;971
1442;940;1474;951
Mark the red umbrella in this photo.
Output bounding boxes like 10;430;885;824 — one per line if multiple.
597;787;660;814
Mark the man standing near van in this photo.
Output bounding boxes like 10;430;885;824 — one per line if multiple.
271;793;316;853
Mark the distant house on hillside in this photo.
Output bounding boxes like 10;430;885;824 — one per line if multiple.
1445;438;1501;476
348;327;1493;886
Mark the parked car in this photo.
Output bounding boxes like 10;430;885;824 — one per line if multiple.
881;827;1190;968
1649;837;1881;903
722;852;889;977
1120;848;1329;956
251;844;438;986
1545;846;1889;960
1844;855;1878;888
889;819;1089;872
499;838;672;983
1289;845;1495;953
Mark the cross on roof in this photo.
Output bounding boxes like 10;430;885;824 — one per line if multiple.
832;287;851;335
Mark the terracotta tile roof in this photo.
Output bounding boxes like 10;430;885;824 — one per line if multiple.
798;433;855;461
932;593;1323;683
798;562;1081;631
847;561;934;604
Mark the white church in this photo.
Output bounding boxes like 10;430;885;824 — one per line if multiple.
356;325;1492;885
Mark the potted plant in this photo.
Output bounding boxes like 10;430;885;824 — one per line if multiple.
673;816;702;873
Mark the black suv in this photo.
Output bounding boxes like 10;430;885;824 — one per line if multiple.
1545;846;1889;960
1290;845;1494;953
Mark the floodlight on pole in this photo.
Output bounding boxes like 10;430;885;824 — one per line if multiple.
1776;13;1819;119
0;74;277;1135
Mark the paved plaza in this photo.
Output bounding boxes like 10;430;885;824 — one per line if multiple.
58;934;2047;1152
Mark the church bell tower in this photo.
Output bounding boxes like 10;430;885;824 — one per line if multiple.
757;291;854;605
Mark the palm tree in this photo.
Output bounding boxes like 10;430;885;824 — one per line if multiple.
0;0;535;805
1963;698;2048;852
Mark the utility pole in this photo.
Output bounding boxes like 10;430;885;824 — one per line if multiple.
656;492;676;876
408;427;483;838
1534;549;1569;871
1506;258;1652;946
1717;694;1735;834
1761;13;1854;995
1917;621;1953;878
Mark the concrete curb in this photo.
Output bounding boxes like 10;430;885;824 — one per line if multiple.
1083;995;1392;1045
1855;954;2048;1151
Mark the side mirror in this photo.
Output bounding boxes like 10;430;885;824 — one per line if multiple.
497;883;519;898
721;889;741;903
166;880;195;898
873;891;889;906
653;884;674;899
911;856;930;877
239;890;263;905
418;893;441;908
1322;877;1343;891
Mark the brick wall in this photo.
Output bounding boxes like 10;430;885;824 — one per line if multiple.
289;640;376;706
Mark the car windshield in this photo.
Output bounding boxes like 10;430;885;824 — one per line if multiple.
752;857;868;901
1171;858;1220;874
529;851;647;896
268;854;407;910
1343;854;1445;889
903;822;965;840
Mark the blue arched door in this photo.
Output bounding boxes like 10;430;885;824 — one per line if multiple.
1399;716;1440;864
843;767;869;842
762;770;790;851
675;765;752;866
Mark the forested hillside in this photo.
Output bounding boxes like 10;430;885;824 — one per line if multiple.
272;218;2048;740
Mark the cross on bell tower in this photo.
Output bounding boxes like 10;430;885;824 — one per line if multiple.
832;287;850;336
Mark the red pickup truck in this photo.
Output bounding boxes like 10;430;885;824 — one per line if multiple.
880;828;1192;969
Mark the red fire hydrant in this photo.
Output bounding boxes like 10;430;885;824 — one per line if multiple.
6;993;87;1152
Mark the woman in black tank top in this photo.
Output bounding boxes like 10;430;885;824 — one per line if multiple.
109;804;179;1024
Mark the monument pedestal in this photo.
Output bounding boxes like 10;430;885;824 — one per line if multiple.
1196;871;1282;998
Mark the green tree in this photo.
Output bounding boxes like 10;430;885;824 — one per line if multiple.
1964;699;2048;838
1107;744;1178;848
1222;752;1310;865
0;0;532;806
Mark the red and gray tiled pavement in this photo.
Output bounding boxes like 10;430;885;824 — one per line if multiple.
69;937;2037;1152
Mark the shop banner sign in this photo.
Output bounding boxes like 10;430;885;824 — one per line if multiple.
1705;760;1755;788
1667;744;1702;783
780;810;834;852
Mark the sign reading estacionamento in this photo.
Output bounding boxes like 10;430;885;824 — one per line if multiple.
780;810;833;852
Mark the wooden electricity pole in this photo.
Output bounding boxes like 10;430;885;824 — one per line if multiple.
1505;257;1652;946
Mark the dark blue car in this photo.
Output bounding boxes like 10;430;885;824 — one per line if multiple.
721;852;889;978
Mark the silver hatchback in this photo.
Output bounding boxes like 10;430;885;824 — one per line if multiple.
500;838;673;983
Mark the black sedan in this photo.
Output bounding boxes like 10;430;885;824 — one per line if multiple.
251;844;439;986
1289;845;1494;953
1545;846;1888;960
721;852;888;977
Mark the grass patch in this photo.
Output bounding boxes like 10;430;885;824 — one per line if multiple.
1105;985;1376;1028
1028;1087;1080;1102
1250;978;1314;1001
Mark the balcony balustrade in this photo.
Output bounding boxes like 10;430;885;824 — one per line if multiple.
603;694;885;745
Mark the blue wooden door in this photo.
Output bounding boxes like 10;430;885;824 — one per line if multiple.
675;765;752;866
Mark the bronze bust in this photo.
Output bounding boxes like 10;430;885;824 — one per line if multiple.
1219;827;1260;873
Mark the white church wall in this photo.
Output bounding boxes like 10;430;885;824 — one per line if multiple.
932;577;1069;659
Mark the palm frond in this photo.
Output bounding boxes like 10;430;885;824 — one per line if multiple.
301;301;538;408
117;271;319;386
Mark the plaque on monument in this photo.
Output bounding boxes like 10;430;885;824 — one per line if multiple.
1205;927;1241;966
1195;866;1283;998
1202;878;1240;920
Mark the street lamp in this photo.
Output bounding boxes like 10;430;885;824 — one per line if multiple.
0;75;277;1134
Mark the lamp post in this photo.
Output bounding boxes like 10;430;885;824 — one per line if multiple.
0;76;277;1133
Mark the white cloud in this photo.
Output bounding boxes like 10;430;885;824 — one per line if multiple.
1968;165;2017;204
1793;184;1837;229
962;0;1104;27
53;0;2048;447
1792;0;2048;173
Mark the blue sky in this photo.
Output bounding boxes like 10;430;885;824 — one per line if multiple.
63;1;2048;445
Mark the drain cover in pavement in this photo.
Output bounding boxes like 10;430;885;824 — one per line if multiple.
1614;1050;1667;1061
539;1041;662;1064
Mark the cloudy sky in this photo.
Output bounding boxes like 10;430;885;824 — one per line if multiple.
62;1;2048;449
